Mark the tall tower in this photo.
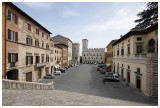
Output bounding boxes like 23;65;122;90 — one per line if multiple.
82;39;88;52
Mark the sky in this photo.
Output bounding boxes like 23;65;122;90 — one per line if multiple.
13;2;147;55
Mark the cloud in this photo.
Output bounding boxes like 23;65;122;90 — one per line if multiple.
82;4;146;33
62;10;79;18
20;2;53;9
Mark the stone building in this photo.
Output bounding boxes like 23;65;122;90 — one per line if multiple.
53;44;62;71
106;39;117;71
72;43;80;65
5;2;52;82
112;23;158;97
54;43;68;67
82;39;105;64
51;35;72;65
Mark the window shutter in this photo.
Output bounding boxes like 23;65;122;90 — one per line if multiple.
31;39;32;45
16;53;18;62
31;56;33;64
26;56;28;65
15;15;18;24
8;10;11;21
26;37;28;44
8;29;11;40
15;32;18;41
8;53;11;63
35;40;36;46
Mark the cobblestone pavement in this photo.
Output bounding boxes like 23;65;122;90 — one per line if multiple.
2;89;156;106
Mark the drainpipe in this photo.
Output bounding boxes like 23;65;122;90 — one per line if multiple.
5;2;7;79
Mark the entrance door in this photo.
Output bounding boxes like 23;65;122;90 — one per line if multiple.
26;72;32;82
127;72;130;82
136;76;141;89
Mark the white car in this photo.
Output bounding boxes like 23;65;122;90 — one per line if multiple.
53;71;61;75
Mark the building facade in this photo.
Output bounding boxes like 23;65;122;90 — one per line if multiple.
5;2;52;82
82;39;105;64
55;44;68;67
72;43;80;65
106;39;117;71
113;23;158;97
51;35;72;65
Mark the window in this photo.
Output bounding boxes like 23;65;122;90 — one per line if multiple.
128;46;130;54
57;50;58;54
8;29;18;42
26;37;32;45
36;28;39;35
121;48;124;55
55;56;56;60
42;56;44;62
8;10;17;24
137;45;142;54
46;56;49;62
28;23;31;31
51;43;54;47
137;37;142;41
47;35;49;39
137;68;140;73
26;56;33;65
117;49;119;56
35;56;40;64
42;32;44;37
35;40;39;47
128;65;130;69
50;58;53;62
46;44;49;50
55;50;56;53
8;53;18;63
128;39;130;43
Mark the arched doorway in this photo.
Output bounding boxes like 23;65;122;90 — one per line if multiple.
7;69;18;80
148;39;155;53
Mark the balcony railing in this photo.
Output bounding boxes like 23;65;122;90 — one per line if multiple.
10;62;16;67
35;62;46;68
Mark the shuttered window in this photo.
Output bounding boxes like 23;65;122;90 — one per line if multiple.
8;29;18;42
28;23;31;31
26;37;32;45
36;28;39;35
26;56;33;65
35;40;39;47
117;49;119;56
128;46;130;54
8;10;17;24
8;53;18;63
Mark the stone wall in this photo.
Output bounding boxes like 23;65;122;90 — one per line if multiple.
2;79;54;90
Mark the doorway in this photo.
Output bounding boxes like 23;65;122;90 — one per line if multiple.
26;72;32;82
7;70;18;80
136;76;141;89
127;72;130;83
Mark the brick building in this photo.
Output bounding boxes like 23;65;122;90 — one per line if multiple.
5;2;52;82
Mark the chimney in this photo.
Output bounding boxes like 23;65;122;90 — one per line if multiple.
120;35;123;38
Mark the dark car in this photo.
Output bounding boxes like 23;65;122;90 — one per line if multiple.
60;68;66;73
43;74;55;79
100;70;107;74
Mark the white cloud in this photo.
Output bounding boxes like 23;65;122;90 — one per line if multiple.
62;10;79;18
82;4;146;33
20;2;53;9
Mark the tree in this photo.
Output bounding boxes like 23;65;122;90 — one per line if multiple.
134;2;158;29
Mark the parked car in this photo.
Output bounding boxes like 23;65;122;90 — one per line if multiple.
43;74;55;79
103;73;120;82
100;70;107;74
53;71;61;75
60;68;66;73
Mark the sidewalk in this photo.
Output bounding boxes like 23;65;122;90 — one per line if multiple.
2;89;157;106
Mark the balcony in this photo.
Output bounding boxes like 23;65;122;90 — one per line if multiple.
35;62;46;68
10;62;16;67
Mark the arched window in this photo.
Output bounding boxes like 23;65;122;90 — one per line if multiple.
148;39;155;53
